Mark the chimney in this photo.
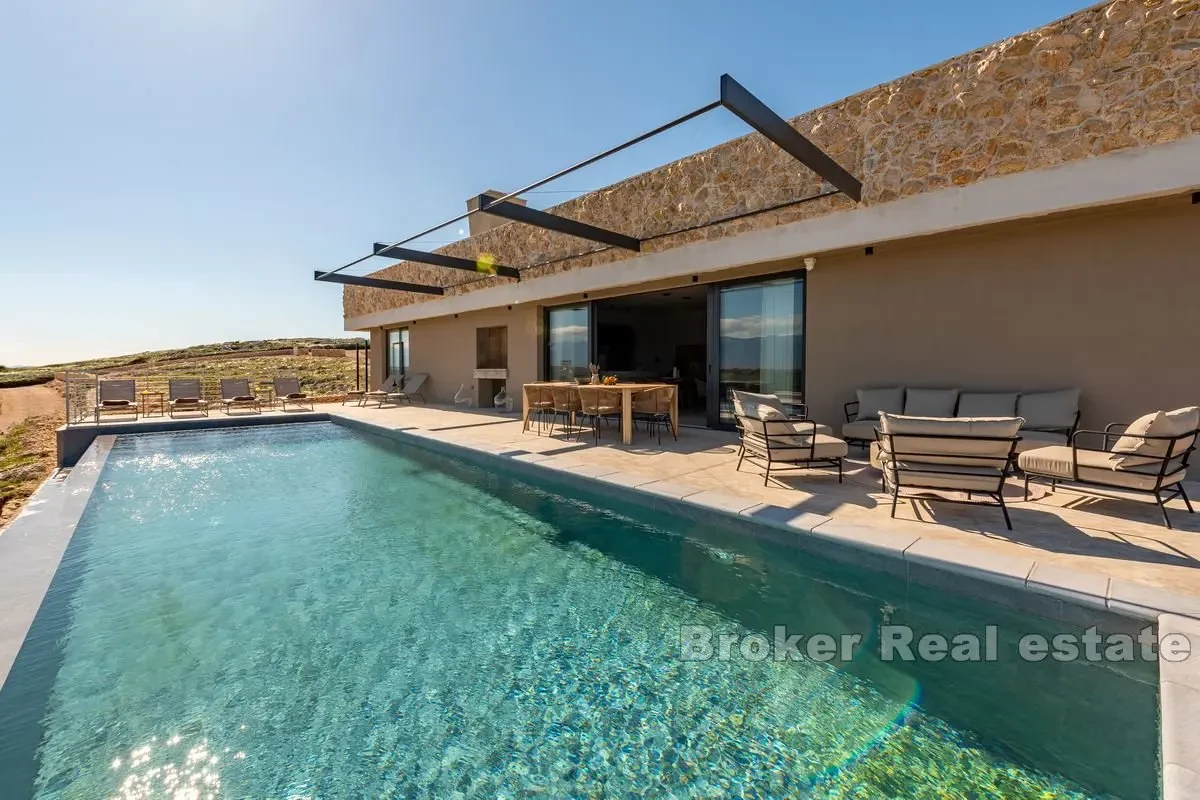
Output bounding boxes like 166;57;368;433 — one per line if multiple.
466;190;527;237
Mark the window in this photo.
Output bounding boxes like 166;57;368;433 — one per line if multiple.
386;328;408;379
544;304;590;381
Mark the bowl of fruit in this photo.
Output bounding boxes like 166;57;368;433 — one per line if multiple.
602;376;619;385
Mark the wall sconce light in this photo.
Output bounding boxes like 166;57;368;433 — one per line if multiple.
803;256;817;271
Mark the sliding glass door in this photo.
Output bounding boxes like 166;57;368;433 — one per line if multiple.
711;274;806;425
544;304;591;381
386;328;408;380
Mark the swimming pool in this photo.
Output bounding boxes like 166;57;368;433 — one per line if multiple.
0;423;1158;797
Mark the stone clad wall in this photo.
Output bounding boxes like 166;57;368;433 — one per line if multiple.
344;0;1199;320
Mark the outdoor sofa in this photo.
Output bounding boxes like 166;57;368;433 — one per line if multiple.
871;412;1023;529
167;379;209;418
732;390;846;486
274;377;313;411
844;387;1079;453
93;379;138;423
1018;406;1198;528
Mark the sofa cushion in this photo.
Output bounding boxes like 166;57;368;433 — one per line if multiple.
1017;389;1079;430
1018;445;1187;492
842;419;880;442
1111;406;1200;462
877;413;1023;468
957;392;1018;418
855;387;905;419
1014;429;1068;453
903;388;959;417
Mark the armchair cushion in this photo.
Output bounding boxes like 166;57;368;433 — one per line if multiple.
731;390;790;423
1111;406;1199;462
957;392;1018;418
741;431;847;460
877;414;1023;469
855;387;905;419
903;388;959;417
733;391;829;438
1016;389;1079;430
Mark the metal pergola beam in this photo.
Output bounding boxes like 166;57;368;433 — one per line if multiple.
719;74;862;203
372;244;521;280
314;75;864;290
478;194;641;252
313;270;444;295
315;100;720;281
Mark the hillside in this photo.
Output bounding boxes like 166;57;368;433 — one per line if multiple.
0;337;366;388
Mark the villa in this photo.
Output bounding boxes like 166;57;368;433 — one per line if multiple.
325;0;1198;438
5;2;1200;798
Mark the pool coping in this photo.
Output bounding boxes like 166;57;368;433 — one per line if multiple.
1;418;1194;799
333;414;1200;800
0;435;115;689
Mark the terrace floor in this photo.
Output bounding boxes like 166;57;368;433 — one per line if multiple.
329;402;1200;608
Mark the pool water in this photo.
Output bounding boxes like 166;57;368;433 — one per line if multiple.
0;423;1157;798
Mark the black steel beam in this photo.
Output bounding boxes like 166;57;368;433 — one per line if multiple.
313;270;444;295
719;74;862;203
479;194;640;251
315;100;721;280
372;244;521;280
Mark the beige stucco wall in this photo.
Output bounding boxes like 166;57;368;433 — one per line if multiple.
803;195;1200;435
403;305;540;406
345;0;1199;321
370;194;1198;437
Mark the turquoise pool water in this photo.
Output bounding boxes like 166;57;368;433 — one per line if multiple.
0;423;1157;798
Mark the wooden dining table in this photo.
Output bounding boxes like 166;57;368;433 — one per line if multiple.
522;382;679;445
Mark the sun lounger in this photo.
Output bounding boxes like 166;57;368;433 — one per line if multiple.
381;373;427;407
93;379;139;423
274;377;313;411
168;379;209;418
361;376;399;407
219;379;261;414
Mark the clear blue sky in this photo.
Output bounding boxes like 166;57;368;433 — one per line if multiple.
0;0;1084;367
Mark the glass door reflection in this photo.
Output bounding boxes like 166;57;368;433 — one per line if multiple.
714;276;805;425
